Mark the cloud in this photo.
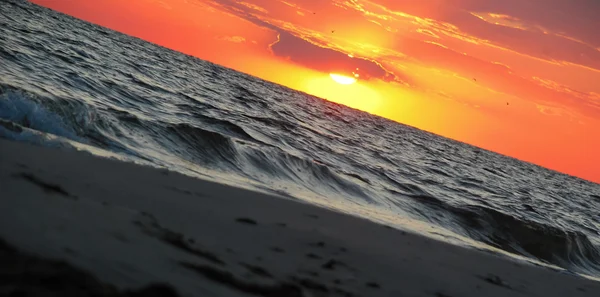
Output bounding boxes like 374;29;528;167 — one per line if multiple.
362;0;600;70
217;35;247;43
532;77;600;110
469;12;542;32
270;31;395;81
236;1;269;14
449;0;600;47
208;0;405;83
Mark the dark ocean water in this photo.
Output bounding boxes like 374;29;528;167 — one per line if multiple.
2;0;600;278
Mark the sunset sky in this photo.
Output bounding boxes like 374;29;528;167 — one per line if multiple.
33;0;600;183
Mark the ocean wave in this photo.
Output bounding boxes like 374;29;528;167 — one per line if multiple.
395;188;600;275
0;84;80;141
163;122;240;168
462;206;600;275
241;146;372;201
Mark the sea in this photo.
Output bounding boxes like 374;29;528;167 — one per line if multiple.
1;0;600;279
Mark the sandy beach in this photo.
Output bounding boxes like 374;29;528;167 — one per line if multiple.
1;138;599;297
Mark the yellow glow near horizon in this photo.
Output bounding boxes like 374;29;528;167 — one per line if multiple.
329;73;357;85
304;74;381;113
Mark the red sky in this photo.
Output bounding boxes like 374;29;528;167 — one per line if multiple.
33;0;600;183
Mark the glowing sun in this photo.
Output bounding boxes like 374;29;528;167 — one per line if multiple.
329;73;357;85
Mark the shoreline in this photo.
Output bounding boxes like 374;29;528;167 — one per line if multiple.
1;138;599;296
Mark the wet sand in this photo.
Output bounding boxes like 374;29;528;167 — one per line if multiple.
1;138;599;296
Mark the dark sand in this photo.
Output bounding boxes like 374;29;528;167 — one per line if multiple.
1;138;599;296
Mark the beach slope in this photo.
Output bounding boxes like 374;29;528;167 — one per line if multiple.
0;138;598;297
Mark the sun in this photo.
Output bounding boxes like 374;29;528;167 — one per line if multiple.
329;73;357;85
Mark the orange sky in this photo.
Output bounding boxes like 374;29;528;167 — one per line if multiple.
33;0;600;183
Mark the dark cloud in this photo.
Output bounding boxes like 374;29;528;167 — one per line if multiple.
374;0;600;68
209;0;404;83
271;31;395;81
375;0;600;46
450;0;600;46
452;14;600;68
